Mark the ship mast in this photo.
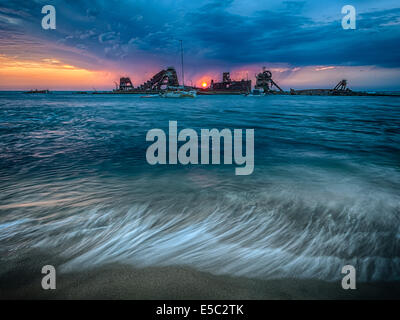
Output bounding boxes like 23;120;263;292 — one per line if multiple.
180;40;184;87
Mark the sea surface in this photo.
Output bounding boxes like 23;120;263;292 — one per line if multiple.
0;92;399;286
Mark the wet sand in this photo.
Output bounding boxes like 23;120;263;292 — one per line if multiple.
0;253;399;299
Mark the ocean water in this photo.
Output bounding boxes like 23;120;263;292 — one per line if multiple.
0;92;399;283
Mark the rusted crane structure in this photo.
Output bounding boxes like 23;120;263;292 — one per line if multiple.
137;67;179;91
290;79;354;96
115;77;134;91
113;67;180;93
333;79;348;91
255;67;283;92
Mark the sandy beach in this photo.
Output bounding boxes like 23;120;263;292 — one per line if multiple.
1;252;399;300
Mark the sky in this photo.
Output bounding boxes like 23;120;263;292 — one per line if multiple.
0;0;399;90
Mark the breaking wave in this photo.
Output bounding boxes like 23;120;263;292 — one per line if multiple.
1;167;399;282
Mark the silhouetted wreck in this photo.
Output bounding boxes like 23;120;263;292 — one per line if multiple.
113;67;181;94
255;67;283;93
199;72;251;95
24;89;50;94
97;66;399;96
289;80;357;96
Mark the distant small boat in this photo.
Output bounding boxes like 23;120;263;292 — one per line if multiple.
159;40;197;98
140;94;159;98
24;89;50;94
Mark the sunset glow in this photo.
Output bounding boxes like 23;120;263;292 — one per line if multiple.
0;55;115;90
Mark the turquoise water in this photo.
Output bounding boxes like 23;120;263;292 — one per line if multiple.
0;92;399;282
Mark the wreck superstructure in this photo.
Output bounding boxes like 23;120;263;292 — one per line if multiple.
113;67;180;93
255;67;283;93
101;66;397;96
115;77;134;91
137;67;179;91
200;72;251;94
290;79;357;96
199;68;283;95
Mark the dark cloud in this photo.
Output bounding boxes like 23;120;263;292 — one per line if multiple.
0;0;399;69
183;3;400;68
